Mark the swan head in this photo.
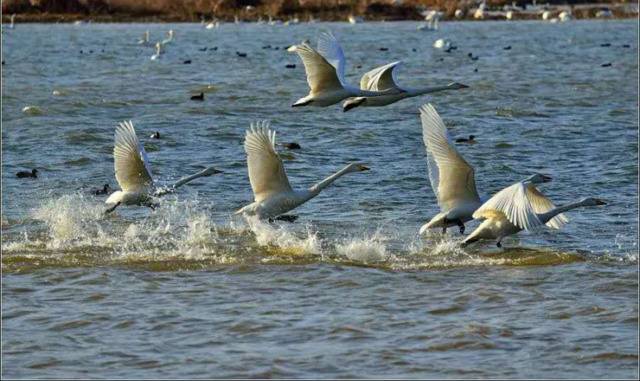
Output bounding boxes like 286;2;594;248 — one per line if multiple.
525;173;552;184
447;82;469;90
201;166;224;176
581;197;607;206
346;163;370;173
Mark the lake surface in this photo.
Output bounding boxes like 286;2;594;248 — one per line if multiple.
2;20;638;378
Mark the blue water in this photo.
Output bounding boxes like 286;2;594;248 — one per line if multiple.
2;20;638;378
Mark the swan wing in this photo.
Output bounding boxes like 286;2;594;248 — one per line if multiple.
360;61;402;91
526;184;569;229
113;120;153;192
294;43;344;94
316;31;347;85
473;181;543;231
420;104;480;211
244;121;293;202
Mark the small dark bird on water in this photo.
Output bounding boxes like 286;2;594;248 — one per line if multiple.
412;48;417;52
356;65;363;69
16;169;38;178
468;53;479;61
285;64;296;69
183;59;192;64
282;142;301;150
503;45;512;50
212;47;218;51
601;63;612;67
622;44;630;48
94;183;110;195
198;47;208;51
236;51;247;57
190;93;204;101
600;43;611;47
262;45;272;49
379;47;388;51
150;131;161;139
474;68;478;72
455;135;476;144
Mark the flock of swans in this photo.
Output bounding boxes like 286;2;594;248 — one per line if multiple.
101;30;605;249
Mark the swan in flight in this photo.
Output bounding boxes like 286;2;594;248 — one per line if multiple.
418;104;483;235
462;174;606;247
236;121;370;220
342;62;468;111
138;30;150;45
150;42;162;60
161;30;174;45
105;121;222;213
292;32;394;107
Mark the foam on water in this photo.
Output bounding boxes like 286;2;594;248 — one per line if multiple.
335;231;389;264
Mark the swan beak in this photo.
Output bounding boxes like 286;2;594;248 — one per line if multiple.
595;199;607;205
457;83;469;89
541;174;552;183
359;165;370;171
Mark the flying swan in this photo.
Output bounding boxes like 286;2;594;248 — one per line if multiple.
291;32;394;107
342;62;468;111
462;174;606;247
236;121;370;220
105;121;222;213
419;103;484;235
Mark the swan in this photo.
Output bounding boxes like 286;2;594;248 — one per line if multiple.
292;32;394;107
235;121;370;220
454;9;464;18
138;30;150;45
559;11;572;22
161;30;174;45
150;42;162;60
105;121;222;213
418;104;484;235
433;38;451;49
16;169;38;178
418;10;440;30
462;174;606;247
342;61;468;111
8;14;15;29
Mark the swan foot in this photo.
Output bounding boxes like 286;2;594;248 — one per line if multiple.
292;99;312;108
271;215;298;223
104;201;121;214
442;226;447;234
456;219;465;234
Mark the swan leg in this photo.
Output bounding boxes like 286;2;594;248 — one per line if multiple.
104;201;121;214
455;219;465;234
272;215;298;223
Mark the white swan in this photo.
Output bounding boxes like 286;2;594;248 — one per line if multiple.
138;30;150;45
342;62;468;111
462;174;606;247
236;121;370;220
150;42;162;60
433;38;451;49
8;14;15;29
161;30;174;45
292;32;394;107
418;104;483;235
105;121;222;213
559;11;572;22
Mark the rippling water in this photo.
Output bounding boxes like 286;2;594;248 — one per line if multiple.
2;20;638;378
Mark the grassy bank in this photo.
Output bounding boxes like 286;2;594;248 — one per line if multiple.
1;0;637;23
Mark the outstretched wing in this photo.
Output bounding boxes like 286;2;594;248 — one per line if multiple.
294;43;344;94
316;31;346;85
113;120;153;192
420;104;480;211
473;181;543;231
244;121;293;202
360;61;402;91
526;183;568;229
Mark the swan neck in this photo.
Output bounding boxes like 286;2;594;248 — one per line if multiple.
309;164;353;195
538;200;587;223
407;85;453;96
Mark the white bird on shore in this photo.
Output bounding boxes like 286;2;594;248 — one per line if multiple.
161;30;174;45
342;62;468;111
105;121;222;213
462;175;606;247
236;121;370;221
418;104;484;235
150;42;162;60
292;32;394;107
138;30;150;45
